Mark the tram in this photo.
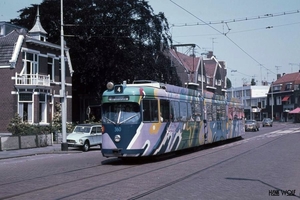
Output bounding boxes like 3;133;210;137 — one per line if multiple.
101;80;244;158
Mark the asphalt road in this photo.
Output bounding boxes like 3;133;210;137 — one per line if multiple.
0;122;299;200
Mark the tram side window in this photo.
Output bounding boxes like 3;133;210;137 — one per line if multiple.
171;101;180;122
187;102;192;121
228;105;234;120
206;102;212;121
180;102;187;121
142;99;158;122
160;99;170;122
212;104;217;121
193;102;202;120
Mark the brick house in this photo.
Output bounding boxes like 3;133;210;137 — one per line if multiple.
170;49;227;96
267;72;300;122
0;10;73;133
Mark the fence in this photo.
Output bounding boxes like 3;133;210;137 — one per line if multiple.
0;134;53;151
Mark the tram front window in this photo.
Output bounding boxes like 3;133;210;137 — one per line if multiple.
102;103;140;124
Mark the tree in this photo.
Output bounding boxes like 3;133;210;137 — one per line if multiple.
226;78;232;89
11;0;180;97
11;0;181;122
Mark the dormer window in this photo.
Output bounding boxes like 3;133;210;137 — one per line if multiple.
285;83;292;90
273;85;282;91
215;79;221;86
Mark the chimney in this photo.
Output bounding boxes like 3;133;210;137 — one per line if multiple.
277;74;281;79
207;51;213;58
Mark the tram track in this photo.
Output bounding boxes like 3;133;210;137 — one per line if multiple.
1;129;296;200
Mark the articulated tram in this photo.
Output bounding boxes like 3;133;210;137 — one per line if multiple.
101;80;244;158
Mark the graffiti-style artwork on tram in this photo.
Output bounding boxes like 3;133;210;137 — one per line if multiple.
101;80;244;158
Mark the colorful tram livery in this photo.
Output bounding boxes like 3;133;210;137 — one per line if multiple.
101;80;244;158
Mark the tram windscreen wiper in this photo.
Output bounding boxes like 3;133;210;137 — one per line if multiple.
103;116;116;125
119;113;139;124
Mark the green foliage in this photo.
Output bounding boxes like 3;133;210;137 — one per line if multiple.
227;78;232;89
52;101;62;132
52;101;74;133
7;113;55;135
7;109;74;136
11;0;181;100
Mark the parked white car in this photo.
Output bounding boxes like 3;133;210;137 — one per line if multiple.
67;124;102;152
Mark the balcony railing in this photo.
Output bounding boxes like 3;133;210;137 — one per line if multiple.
15;73;50;87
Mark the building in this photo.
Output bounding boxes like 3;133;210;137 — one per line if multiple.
0;9;73;133
228;85;269;120
266;72;300;122
170;49;227;96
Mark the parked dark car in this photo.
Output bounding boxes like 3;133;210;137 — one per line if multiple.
245;120;260;132
262;118;273;127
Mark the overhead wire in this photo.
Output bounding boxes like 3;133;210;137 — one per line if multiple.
170;9;300;27
169;0;284;77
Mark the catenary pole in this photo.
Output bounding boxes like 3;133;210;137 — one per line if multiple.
61;0;68;151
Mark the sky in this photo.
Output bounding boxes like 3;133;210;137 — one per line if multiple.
1;0;300;87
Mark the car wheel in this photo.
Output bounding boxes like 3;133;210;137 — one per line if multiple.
82;141;90;152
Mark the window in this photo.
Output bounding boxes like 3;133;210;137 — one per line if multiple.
23;52;38;74
19;93;33;123
276;96;282;105
179;102;187;121
22;51;39;85
39;94;46;123
206;76;210;84
142;99;158;122
170;101;179;122
285;83;292;90
160;99;170;122
197;74;205;82
216;104;226;120
47;57;54;81
273;85;282;91
206;101;212;121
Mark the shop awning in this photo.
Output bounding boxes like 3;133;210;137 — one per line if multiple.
289;107;300;114
282;96;290;102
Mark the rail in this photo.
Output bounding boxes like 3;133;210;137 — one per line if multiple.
15;73;50;86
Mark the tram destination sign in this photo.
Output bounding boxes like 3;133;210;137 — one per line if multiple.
108;95;129;101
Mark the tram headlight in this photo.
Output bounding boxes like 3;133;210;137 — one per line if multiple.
107;82;114;90
114;135;121;142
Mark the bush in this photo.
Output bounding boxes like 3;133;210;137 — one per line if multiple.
7;113;74;136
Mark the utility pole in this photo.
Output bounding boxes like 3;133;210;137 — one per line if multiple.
275;66;281;74
289;63;300;71
60;0;68;151
210;37;216;52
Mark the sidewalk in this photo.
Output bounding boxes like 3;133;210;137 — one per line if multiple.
0;144;81;160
